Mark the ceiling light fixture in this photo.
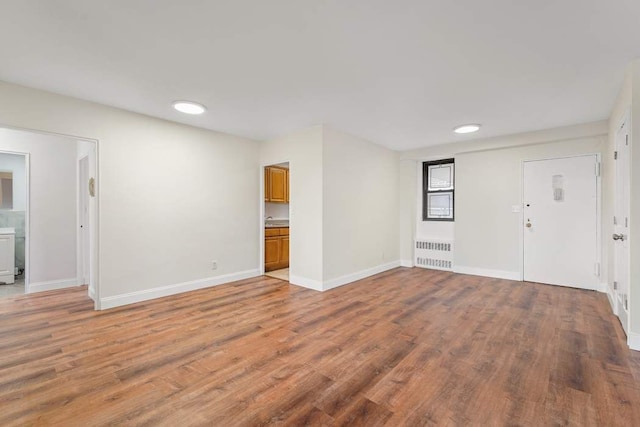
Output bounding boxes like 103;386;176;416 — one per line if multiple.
172;101;207;115
453;124;481;134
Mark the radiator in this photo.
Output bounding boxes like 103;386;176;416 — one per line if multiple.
415;238;453;271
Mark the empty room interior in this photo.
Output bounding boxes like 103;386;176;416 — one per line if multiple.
1;1;640;425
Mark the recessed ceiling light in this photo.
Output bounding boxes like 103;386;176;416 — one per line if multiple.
453;124;481;134
172;101;207;115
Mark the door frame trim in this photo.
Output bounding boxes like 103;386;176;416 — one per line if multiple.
520;153;602;288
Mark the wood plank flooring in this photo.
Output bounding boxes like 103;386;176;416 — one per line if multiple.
1;268;639;426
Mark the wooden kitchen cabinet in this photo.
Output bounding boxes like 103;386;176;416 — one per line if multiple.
265;166;288;203
265;227;289;272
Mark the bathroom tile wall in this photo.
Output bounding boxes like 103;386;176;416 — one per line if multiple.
0;210;25;270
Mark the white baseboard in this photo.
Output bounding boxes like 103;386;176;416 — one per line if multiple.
323;260;401;291
604;284;617;314
453;266;521;281
28;278;78;293
400;259;413;267
99;269;260;310
629;332;640;352
88;286;96;301
289;275;323;291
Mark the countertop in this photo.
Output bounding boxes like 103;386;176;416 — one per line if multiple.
265;221;289;228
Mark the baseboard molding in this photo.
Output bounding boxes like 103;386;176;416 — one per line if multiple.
629;332;640;352
323;260;401;291
604;284;616;314
88;286;96;301
400;259;413;268
99;269;260;310
453;266;521;281
28;278;78;293
289;275;323;291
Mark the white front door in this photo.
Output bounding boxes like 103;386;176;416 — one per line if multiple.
614;116;630;335
523;155;599;290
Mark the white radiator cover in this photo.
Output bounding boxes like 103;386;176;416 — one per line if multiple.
415;238;453;271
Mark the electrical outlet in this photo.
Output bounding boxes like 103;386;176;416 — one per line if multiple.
211;260;217;270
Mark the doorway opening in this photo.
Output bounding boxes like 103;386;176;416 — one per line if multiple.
0;126;99;307
263;162;290;282
0;151;27;298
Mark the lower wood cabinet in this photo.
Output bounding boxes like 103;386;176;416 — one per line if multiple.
265;227;289;272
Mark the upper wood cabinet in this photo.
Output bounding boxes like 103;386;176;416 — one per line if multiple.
265;166;289;203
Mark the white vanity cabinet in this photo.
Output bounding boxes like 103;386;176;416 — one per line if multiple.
0;228;15;284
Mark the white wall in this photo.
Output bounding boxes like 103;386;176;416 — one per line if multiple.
265;202;289;220
455;135;605;278
0;128;77;286
0;152;26;210
399;159;416;265
400;121;608;279
322;127;400;285
260;126;323;286
0;81;260;306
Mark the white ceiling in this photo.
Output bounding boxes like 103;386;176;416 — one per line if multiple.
1;1;639;151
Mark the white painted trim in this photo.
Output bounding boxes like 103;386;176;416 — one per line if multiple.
88;285;96;301
323;261;401;291
99;269;260;310
629;332;640;352
400;259;414;267
28;278;78;293
454;265;521;281
289;274;323;291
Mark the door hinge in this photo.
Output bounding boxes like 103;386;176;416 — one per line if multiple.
613;281;618;290
625;296;628;310
614;216;617;225
626;217;629;228
614;151;618;160
595;162;600;177
594;263;600;276
626;135;629;146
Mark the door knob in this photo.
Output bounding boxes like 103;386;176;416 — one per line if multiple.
612;233;626;241
525;222;532;228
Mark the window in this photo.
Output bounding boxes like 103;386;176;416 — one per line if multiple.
423;159;454;221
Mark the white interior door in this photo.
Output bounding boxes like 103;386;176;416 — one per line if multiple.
614;117;630;335
79;156;90;286
523;155;599;290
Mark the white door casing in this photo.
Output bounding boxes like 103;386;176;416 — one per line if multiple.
614;116;630;335
523;155;599;290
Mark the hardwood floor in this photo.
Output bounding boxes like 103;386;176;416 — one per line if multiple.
1;268;639;426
